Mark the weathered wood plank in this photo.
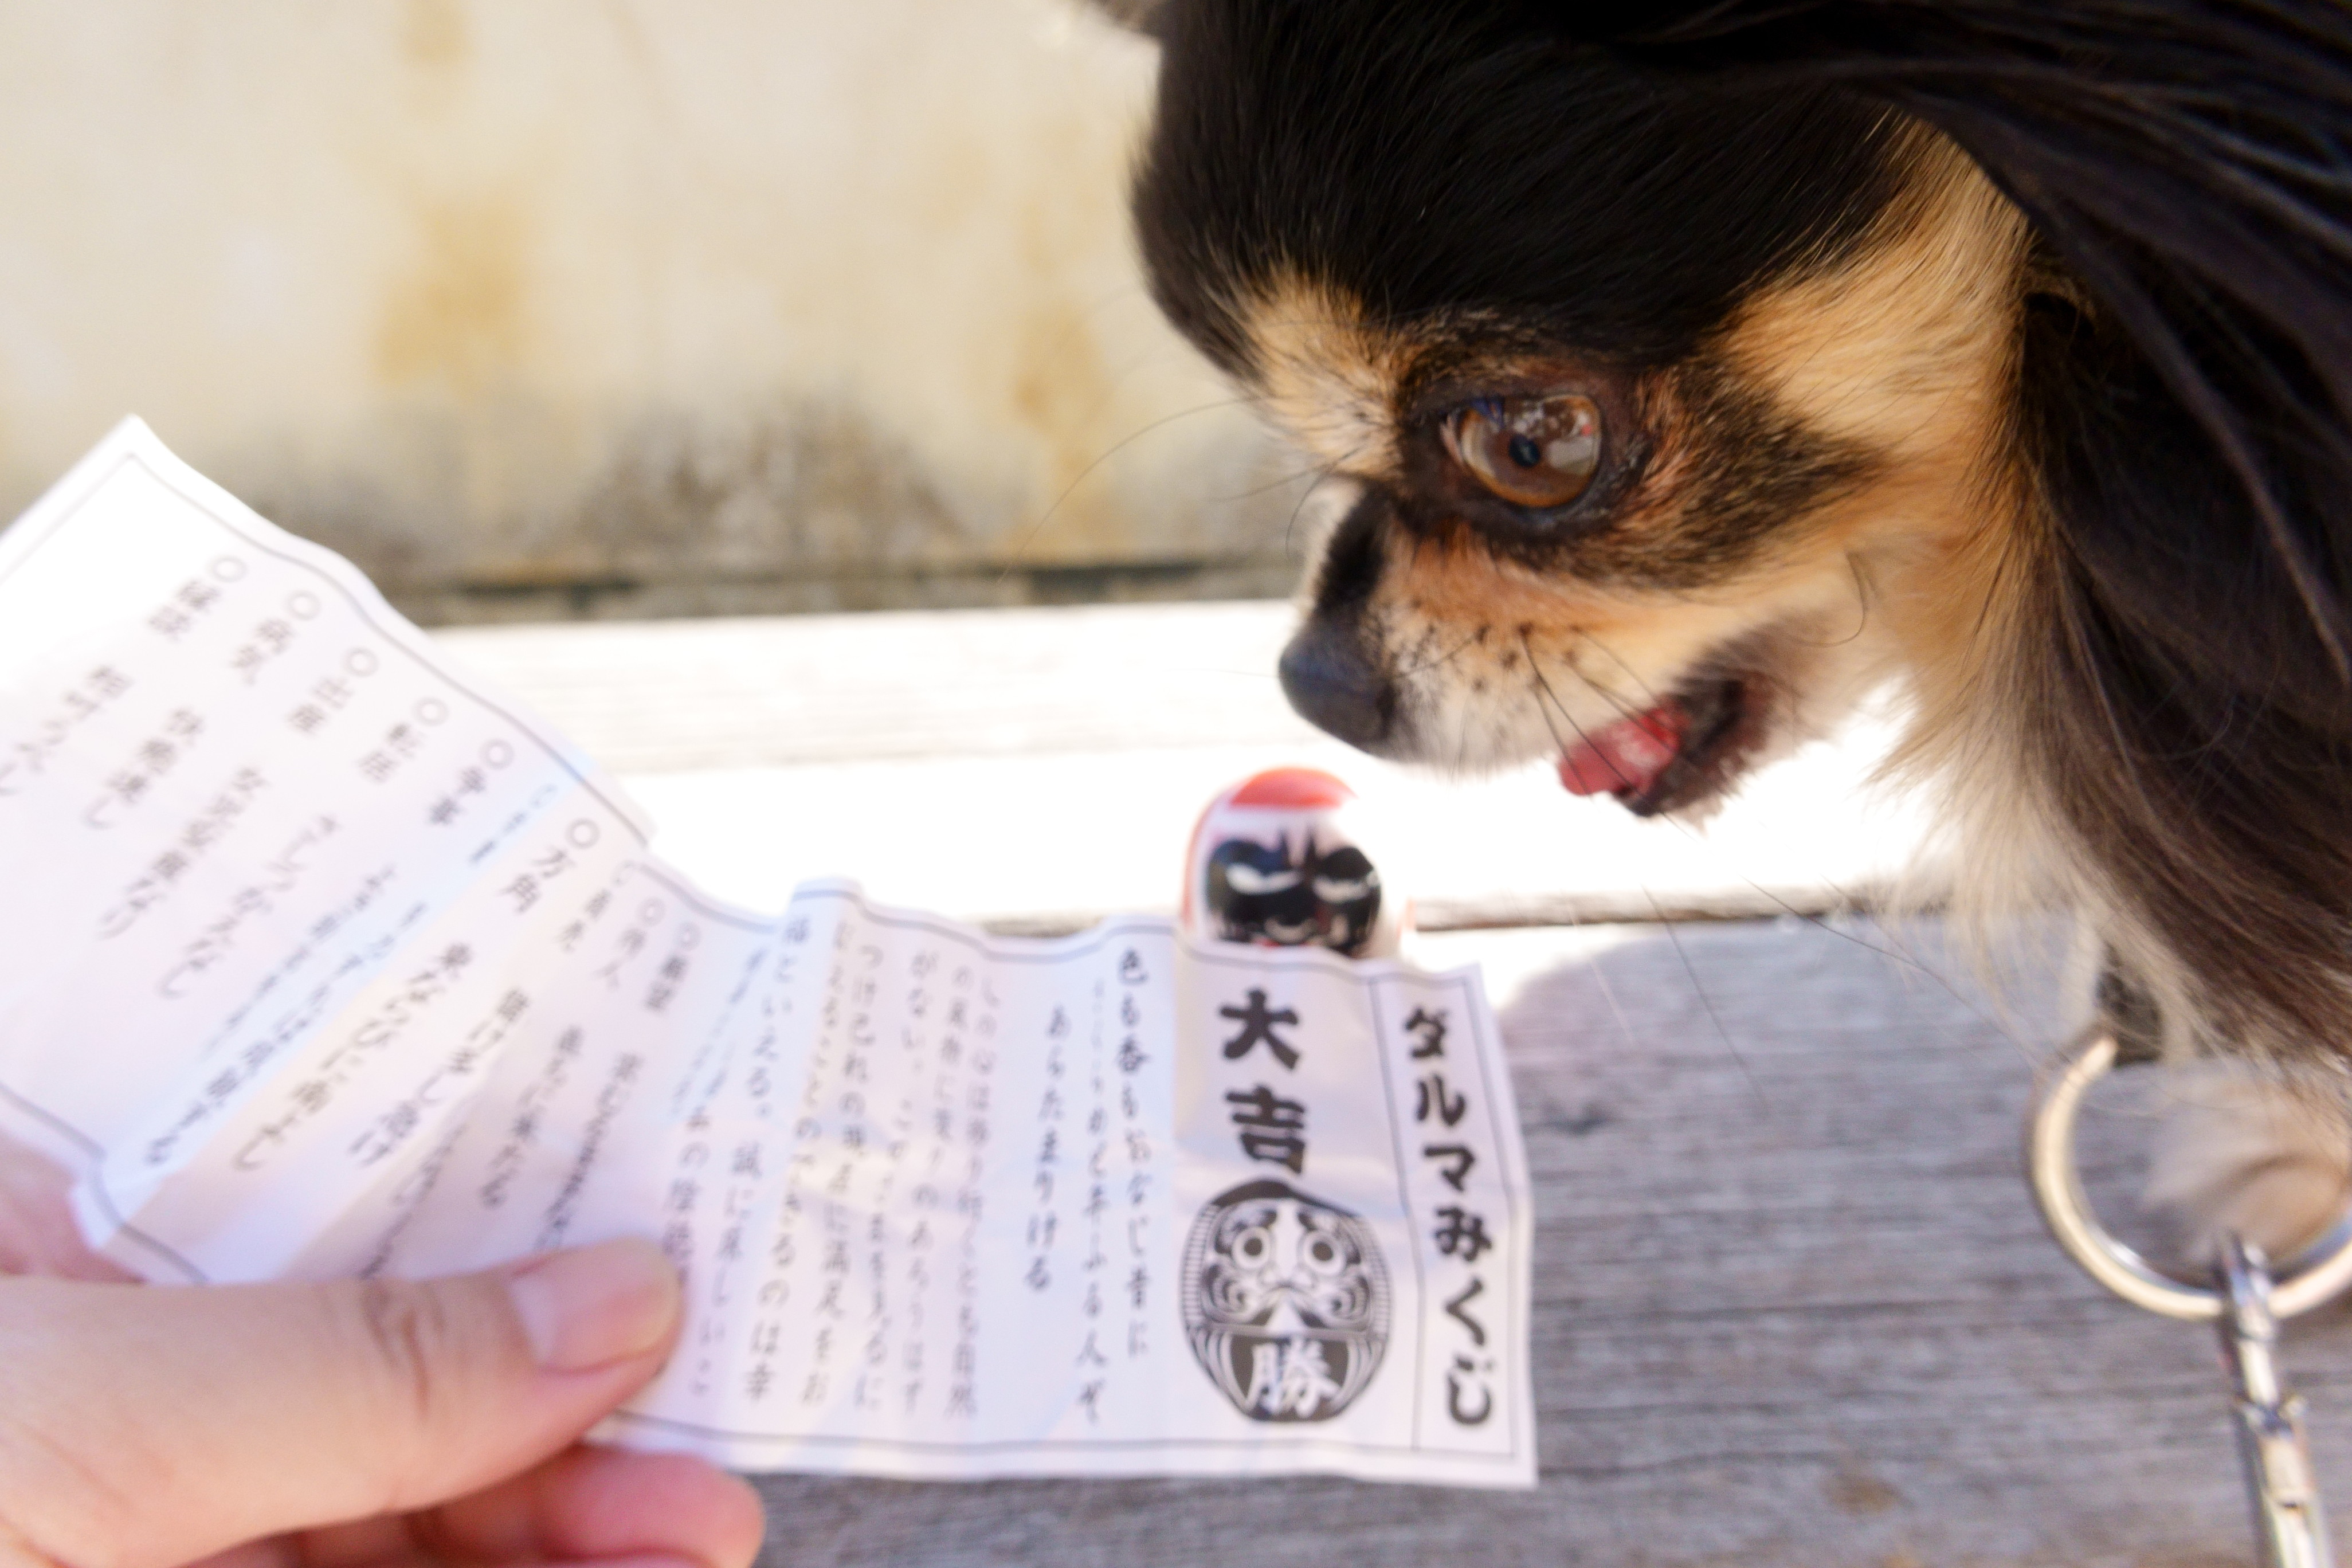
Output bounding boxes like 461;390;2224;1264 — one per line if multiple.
433;605;1933;930
752;917;2345;1567
432;603;1319;771
445;601;2298;1559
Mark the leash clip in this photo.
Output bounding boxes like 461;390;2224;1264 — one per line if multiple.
2028;1029;2352;1567
2220;1234;2335;1568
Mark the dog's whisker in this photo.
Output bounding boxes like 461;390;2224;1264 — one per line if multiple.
1526;630;2032;1060
1451;674;1474;775
1516;630;1771;1103
1389;625;1487;684
1761;556;1877;652
1210;456;1351;505
1498;639;1696;1056
1280;474;1342;560
1647;889;1770;1112
997;395;1257;580
1567;630;1667;712
1518;657;1945;1009
1520;629;1638;791
1279;445;1367;559
1558;898;1651;1060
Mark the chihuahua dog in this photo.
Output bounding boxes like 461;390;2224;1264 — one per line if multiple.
1110;1;2352;1249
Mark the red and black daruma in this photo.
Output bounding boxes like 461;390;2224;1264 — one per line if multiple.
1180;768;1407;959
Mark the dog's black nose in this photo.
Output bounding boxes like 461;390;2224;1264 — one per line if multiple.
1279;617;1394;750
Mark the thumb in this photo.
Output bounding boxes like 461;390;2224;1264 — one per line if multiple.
0;1237;683;1568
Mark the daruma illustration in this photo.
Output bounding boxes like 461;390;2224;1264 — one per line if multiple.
1180;1177;1391;1424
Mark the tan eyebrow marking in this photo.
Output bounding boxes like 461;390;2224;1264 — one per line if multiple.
1230;273;1409;480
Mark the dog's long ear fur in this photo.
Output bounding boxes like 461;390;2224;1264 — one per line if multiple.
1566;2;2352;1061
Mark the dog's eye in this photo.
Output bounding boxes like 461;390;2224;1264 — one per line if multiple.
1444;395;1602;508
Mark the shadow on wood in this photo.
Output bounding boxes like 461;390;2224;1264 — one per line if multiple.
754;915;2349;1566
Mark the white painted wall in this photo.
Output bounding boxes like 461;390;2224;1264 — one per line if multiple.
0;0;1291;618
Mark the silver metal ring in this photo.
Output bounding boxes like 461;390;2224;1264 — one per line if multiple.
2026;1029;2352;1322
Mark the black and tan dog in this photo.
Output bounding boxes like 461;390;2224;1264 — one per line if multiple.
1108;1;2352;1243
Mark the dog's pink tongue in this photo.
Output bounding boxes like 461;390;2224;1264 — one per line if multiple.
1557;705;1687;798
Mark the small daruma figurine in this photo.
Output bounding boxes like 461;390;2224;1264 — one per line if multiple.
1181;767;1406;958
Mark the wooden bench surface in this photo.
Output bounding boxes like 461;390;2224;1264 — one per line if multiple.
753;916;2351;1567
425;603;2338;1565
432;602;1933;932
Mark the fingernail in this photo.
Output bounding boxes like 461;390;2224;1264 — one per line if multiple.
507;1238;681;1371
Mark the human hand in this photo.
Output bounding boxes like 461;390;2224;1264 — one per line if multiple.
0;1139;765;1568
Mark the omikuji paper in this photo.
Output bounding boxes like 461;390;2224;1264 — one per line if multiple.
0;420;1535;1488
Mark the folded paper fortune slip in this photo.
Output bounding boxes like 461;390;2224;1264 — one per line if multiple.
0;420;1535;1487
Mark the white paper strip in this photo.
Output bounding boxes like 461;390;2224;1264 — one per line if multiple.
0;420;1535;1487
